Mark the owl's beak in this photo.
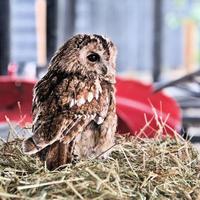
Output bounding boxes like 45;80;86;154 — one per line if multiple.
100;64;115;84
101;65;108;75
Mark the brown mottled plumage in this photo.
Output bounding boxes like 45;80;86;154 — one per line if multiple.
23;34;117;170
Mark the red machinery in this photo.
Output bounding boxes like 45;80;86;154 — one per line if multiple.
116;78;181;137
0;76;181;137
0;76;33;125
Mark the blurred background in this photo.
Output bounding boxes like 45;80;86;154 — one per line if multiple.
1;0;200;146
1;0;200;81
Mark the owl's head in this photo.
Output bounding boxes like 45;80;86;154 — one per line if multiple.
49;34;117;83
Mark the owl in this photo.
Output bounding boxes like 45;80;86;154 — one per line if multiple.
22;34;117;170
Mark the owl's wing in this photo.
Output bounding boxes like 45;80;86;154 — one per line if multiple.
23;72;110;155
60;81;111;144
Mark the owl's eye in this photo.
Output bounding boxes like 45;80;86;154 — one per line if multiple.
87;53;100;62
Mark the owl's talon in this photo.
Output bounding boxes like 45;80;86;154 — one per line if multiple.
72;154;80;165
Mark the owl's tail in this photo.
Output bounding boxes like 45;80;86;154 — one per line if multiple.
22;137;40;155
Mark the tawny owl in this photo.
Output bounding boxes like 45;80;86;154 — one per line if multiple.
22;34;117;170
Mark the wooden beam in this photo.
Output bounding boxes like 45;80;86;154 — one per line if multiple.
0;0;10;75
46;0;58;61
57;0;76;47
152;0;163;82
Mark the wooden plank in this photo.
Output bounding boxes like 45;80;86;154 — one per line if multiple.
183;20;198;73
35;0;47;67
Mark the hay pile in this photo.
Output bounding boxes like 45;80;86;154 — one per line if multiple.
0;134;200;199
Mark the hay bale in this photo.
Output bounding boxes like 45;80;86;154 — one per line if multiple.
0;134;200;199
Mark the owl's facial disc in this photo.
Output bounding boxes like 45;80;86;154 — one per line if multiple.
78;41;116;80
86;52;108;75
